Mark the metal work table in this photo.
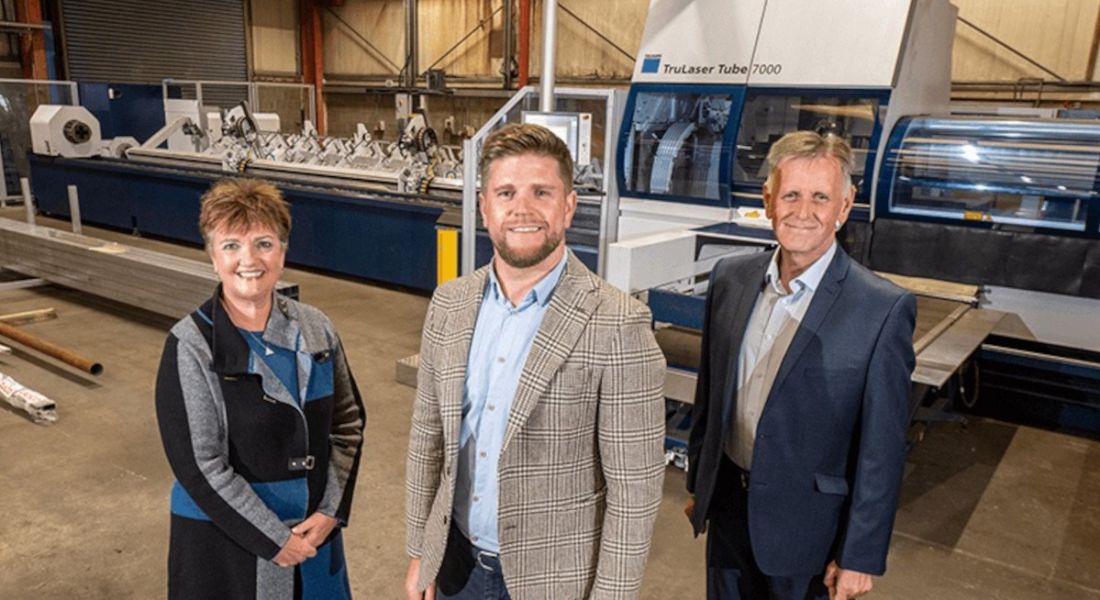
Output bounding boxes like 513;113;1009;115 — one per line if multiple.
656;272;1013;404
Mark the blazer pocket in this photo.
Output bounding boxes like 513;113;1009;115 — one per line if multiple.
552;365;593;391
814;473;850;496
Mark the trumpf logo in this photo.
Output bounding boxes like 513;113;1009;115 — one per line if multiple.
641;54;661;74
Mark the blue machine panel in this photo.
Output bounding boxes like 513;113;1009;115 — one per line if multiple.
648;288;706;332
77;83;167;142
616;84;746;208
616;84;889;220
730;87;890;215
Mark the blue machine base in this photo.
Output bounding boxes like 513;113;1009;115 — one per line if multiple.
29;155;444;292
29;156;602;293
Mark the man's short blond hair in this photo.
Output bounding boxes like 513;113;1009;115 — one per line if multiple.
764;131;855;194
480;123;574;192
198;178;292;246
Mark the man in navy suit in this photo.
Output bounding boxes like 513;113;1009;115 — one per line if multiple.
685;131;916;600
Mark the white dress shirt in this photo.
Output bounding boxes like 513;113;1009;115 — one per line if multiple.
726;241;838;470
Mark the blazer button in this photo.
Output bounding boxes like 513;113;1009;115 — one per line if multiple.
443;515;449;525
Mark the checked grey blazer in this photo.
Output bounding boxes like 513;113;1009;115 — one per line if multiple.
406;251;666;599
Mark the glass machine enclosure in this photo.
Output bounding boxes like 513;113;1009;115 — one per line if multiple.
877;117;1100;236
617;84;889;218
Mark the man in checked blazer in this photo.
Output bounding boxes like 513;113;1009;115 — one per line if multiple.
404;123;666;600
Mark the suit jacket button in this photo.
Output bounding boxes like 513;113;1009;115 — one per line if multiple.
443;515;449;525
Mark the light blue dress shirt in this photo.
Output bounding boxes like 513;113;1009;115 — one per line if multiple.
453;252;568;552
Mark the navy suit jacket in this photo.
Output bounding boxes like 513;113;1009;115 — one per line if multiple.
687;246;916;577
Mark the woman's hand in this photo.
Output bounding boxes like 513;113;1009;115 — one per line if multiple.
273;533;317;567
293;512;339;548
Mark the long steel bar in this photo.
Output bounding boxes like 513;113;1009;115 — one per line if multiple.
66;185;82;234
0;20;48;30
20;177;33;224
0;218;298;319
0;321;102;375
0;278;46;291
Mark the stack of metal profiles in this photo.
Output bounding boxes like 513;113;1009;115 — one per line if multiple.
0;218;298;318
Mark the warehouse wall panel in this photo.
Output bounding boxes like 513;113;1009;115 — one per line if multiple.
250;1;1100;89
528;0;644;81
324;1;406;78
951;0;1100;81
318;0;644;82
251;0;299;76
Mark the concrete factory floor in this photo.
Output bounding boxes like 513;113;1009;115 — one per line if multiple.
1;211;1098;599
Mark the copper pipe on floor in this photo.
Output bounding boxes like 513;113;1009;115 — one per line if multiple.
0;322;103;375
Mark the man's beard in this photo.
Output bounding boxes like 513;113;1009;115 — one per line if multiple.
493;231;564;269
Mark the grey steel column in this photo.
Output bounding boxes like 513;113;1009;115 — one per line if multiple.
503;0;514;89
462;138;477;275
539;0;557;112
405;0;419;89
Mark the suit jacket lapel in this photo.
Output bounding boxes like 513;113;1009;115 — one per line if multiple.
502;252;600;453
719;252;772;429
441;266;489;444
769;248;850;395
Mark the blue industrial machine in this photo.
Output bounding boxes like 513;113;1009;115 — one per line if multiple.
26;83;619;292
607;0;1100;463
872;116;1100;436
611;0;954;244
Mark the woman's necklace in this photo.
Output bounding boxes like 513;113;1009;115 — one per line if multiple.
244;329;274;356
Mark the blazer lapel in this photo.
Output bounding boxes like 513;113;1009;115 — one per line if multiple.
719;253;772;429
502;252;600;453
769;248;850;395
440;267;490;443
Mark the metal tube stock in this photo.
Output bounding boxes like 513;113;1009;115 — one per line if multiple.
20;177;34;224
0;321;104;376
67;185;82;234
